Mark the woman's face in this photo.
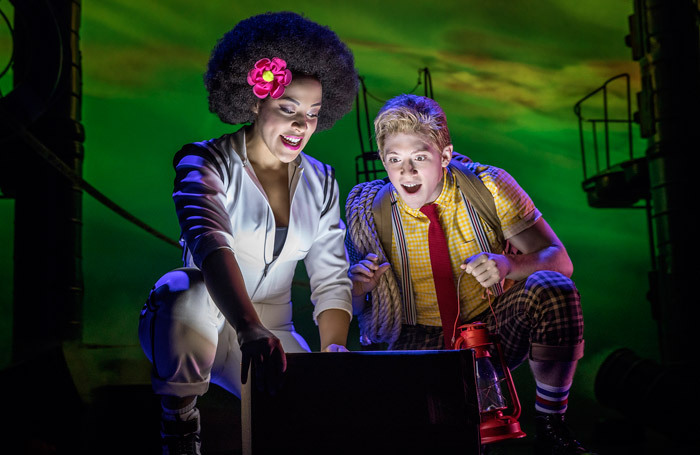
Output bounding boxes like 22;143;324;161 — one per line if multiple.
249;75;322;164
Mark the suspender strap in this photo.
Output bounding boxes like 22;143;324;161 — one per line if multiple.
371;182;393;260
450;162;505;296
461;194;504;296
389;191;416;324
372;182;416;324
371;162;508;321
449;161;504;251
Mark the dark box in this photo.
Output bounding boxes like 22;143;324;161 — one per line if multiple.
242;349;481;455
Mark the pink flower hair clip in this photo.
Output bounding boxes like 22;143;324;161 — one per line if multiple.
246;57;292;99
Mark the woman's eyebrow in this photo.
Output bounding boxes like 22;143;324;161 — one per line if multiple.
280;96;322;107
280;96;300;105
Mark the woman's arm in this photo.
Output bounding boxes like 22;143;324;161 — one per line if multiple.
316;308;351;351
302;173;354;348
201;248;287;388
173;140;286;390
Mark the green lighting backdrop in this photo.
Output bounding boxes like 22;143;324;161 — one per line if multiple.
0;0;655;403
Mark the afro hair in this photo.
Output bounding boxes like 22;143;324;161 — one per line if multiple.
204;11;358;132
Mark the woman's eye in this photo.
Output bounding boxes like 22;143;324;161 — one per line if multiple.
280;107;294;114
307;112;319;118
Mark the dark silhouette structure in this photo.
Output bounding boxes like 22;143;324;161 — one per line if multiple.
575;0;700;448
1;0;84;361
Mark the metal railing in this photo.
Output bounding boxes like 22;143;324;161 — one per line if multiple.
354;68;434;184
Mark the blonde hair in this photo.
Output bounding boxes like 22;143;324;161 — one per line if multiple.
373;94;451;157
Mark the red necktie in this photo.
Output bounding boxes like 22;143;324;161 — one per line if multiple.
419;203;459;349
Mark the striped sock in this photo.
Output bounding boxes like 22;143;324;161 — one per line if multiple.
162;397;198;419
535;380;570;414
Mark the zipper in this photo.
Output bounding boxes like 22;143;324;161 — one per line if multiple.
234;131;275;298
244;153;304;300
250;208;275;299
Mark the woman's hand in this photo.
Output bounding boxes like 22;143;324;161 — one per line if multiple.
238;323;287;394
323;343;350;352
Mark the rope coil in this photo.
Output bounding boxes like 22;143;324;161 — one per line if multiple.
346;180;403;346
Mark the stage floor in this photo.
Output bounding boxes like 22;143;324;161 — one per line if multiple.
2;343;680;454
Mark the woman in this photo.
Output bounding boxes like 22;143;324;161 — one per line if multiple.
138;11;358;454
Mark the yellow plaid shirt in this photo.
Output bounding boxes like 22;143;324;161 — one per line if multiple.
390;163;541;326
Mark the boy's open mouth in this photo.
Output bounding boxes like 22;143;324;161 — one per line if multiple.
402;183;421;194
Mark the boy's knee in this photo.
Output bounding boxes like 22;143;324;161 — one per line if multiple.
525;270;579;304
524;271;584;348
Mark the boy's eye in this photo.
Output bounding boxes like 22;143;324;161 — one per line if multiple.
387;157;400;163
414;155;426;161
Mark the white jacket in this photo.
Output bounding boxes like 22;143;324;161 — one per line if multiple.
173;127;352;323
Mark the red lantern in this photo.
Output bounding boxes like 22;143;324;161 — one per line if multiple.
454;322;526;444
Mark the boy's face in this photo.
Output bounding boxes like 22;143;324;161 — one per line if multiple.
381;132;453;209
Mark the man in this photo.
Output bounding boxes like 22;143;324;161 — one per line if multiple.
345;94;595;455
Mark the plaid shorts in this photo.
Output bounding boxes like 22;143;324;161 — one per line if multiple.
390;324;446;351
390;271;584;368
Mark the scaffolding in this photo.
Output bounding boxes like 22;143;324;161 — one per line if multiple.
354;67;434;184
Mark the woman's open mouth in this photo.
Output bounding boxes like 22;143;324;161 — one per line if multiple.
281;135;303;150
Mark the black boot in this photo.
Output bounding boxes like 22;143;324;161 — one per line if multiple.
534;412;597;455
161;407;202;455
